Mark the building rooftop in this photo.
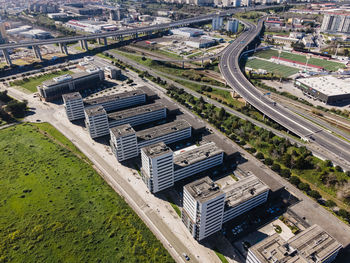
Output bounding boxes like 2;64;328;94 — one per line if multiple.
173;142;223;170
110;124;135;138
296;76;350;96
249;225;342;263
223;175;270;209
137;119;191;142
62;92;82;101
84;90;145;106
141;142;172;158
184;176;224;204
108;103;165;121
42;70;101;88
84;105;106;117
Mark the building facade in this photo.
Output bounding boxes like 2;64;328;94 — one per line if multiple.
85;106;109;139
110;125;138;162
321;13;350;34
62;92;85;121
226;19;239;33
212;16;223;31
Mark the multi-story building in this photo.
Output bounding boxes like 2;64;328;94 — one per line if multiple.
222;175;269;223
110;124;138;162
37;69;105;101
108;103;167;128
182;176;226;241
226;19;239;33
62;92;85;121
247;224;342;263
84;106;109;139
157;0;214;6
212;16;223;31
110;120;192;161
173;142;224;181
141;142;174;193
214;0;241;8
321;12;350;34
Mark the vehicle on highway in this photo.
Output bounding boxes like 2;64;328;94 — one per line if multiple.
183;253;190;261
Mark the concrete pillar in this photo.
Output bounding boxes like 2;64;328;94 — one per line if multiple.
201;59;204;67
2;49;12;66
97;38;103;45
33;45;42;61
79;40;84;49
103;37;107;46
59;43;68;55
83;39;88;50
182;61;185;69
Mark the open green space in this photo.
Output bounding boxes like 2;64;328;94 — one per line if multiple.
214;248;229;263
245;58;299;77
0;123;174;263
10;70;73;93
255;49;345;72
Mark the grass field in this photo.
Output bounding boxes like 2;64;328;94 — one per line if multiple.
0;123;174;263
245;58;299;77
255;49;345;72
10;70;73;93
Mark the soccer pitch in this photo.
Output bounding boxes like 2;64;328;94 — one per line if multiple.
255;49;345;72
245;58;299;77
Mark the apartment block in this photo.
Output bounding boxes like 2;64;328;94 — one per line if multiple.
321;12;350;34
110;125;138;162
85;106;109;139
62;92;85;121
247;224;342;263
141;142;174;193
182;177;226;241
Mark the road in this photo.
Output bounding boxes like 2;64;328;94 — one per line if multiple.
219;18;350;170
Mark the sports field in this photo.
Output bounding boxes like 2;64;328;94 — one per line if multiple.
245;58;299;77
255;49;345;72
0;123;174;263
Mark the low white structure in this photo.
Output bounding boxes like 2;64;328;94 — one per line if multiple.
170;27;204;37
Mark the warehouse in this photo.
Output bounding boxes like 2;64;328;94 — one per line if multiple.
295;76;350;104
185;38;216;49
170;27;204;37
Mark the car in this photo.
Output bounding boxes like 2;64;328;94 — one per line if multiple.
183;253;190;261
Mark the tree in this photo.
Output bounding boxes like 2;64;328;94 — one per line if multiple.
325;160;333;167
308;190;321;199
298;182;311;192
325;200;336;207
255;152;264;159
271;163;281;173
5;100;27;118
280;169;291;178
264;158;273;166
338;209;349;219
289;176;300;186
217;107;226;120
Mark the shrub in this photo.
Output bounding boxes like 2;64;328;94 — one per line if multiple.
298;182;311;192
255;152;264;159
289;176;300;186
338;209;349;219
325;200;336;207
271;163;281;173
308;190;321;199
280;169;291;178
264;158;273;166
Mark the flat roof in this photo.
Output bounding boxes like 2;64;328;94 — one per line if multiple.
62;92;82;101
141;142;172;158
296;76;350;96
42;70;101;87
84;90;145;106
84;105;106;117
223;175;269;209
184;176;224;204
173;142;223;170
110;124;135;138
249;225;342;263
137;119;191;142
108;103;165;121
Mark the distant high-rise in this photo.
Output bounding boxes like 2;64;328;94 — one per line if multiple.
321;13;350;34
0;19;7;44
212;16;223;31
226;19;239;33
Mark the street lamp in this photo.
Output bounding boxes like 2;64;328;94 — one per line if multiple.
305;54;311;72
277;49;282;64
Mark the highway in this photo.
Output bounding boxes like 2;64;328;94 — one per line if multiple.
219;19;350;168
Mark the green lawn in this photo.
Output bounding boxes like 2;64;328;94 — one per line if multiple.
245;58;299;77
255;49;345;72
0;123;174;263
10;71;73;93
214;248;229;263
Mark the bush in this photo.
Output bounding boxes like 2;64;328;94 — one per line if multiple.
325;160;333;167
298;182;311;192
271;163;281;173
255;152;264;159
289;176;300;186
335;165;343;172
325;200;336;207
338;209;349;219
308;190;321;199
280;169;291;178
264;158;273;166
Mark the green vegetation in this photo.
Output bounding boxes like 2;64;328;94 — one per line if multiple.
274;225;282;234
165;195;181;217
10;70;73;93
245;58;299;77
214;248;229;263
255;49;345;72
0;90;27;125
0;123;174;263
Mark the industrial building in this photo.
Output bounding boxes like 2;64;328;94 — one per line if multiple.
110;120;192;162
62;92;85;121
170;27;204;38
294;76;350;104
226;19;239;33
185;38;216;48
37;69;105;101
182;176;226;241
85;106;109;139
141;141;223;193
247;224;342;263
321;12;350;34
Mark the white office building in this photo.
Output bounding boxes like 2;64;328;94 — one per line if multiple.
173;142;224;181
226;19;239;33
182;176;226;241
141;142;174;193
110;125;138;162
62;92;85;121
222;175;269;223
108;103;167;128
170;27;204;37
85;106;109;138
212;16;223;31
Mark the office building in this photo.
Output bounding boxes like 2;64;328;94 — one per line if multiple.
108;103;167;128
226;19;239;33
110;120;192;161
62;92;85;121
37;69;105;101
173;142;223;181
321;12;350;34
294;76;350;104
0;21;7;44
212;16;223;31
141;142;174;193
170;27;204;38
84;90;146;112
222;175;269;223
110;125;138;162
182;177;226;241
85;106;109;139
215;0;241;8
247;224;342;263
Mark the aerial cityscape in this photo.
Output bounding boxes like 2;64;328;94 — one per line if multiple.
1;0;350;262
